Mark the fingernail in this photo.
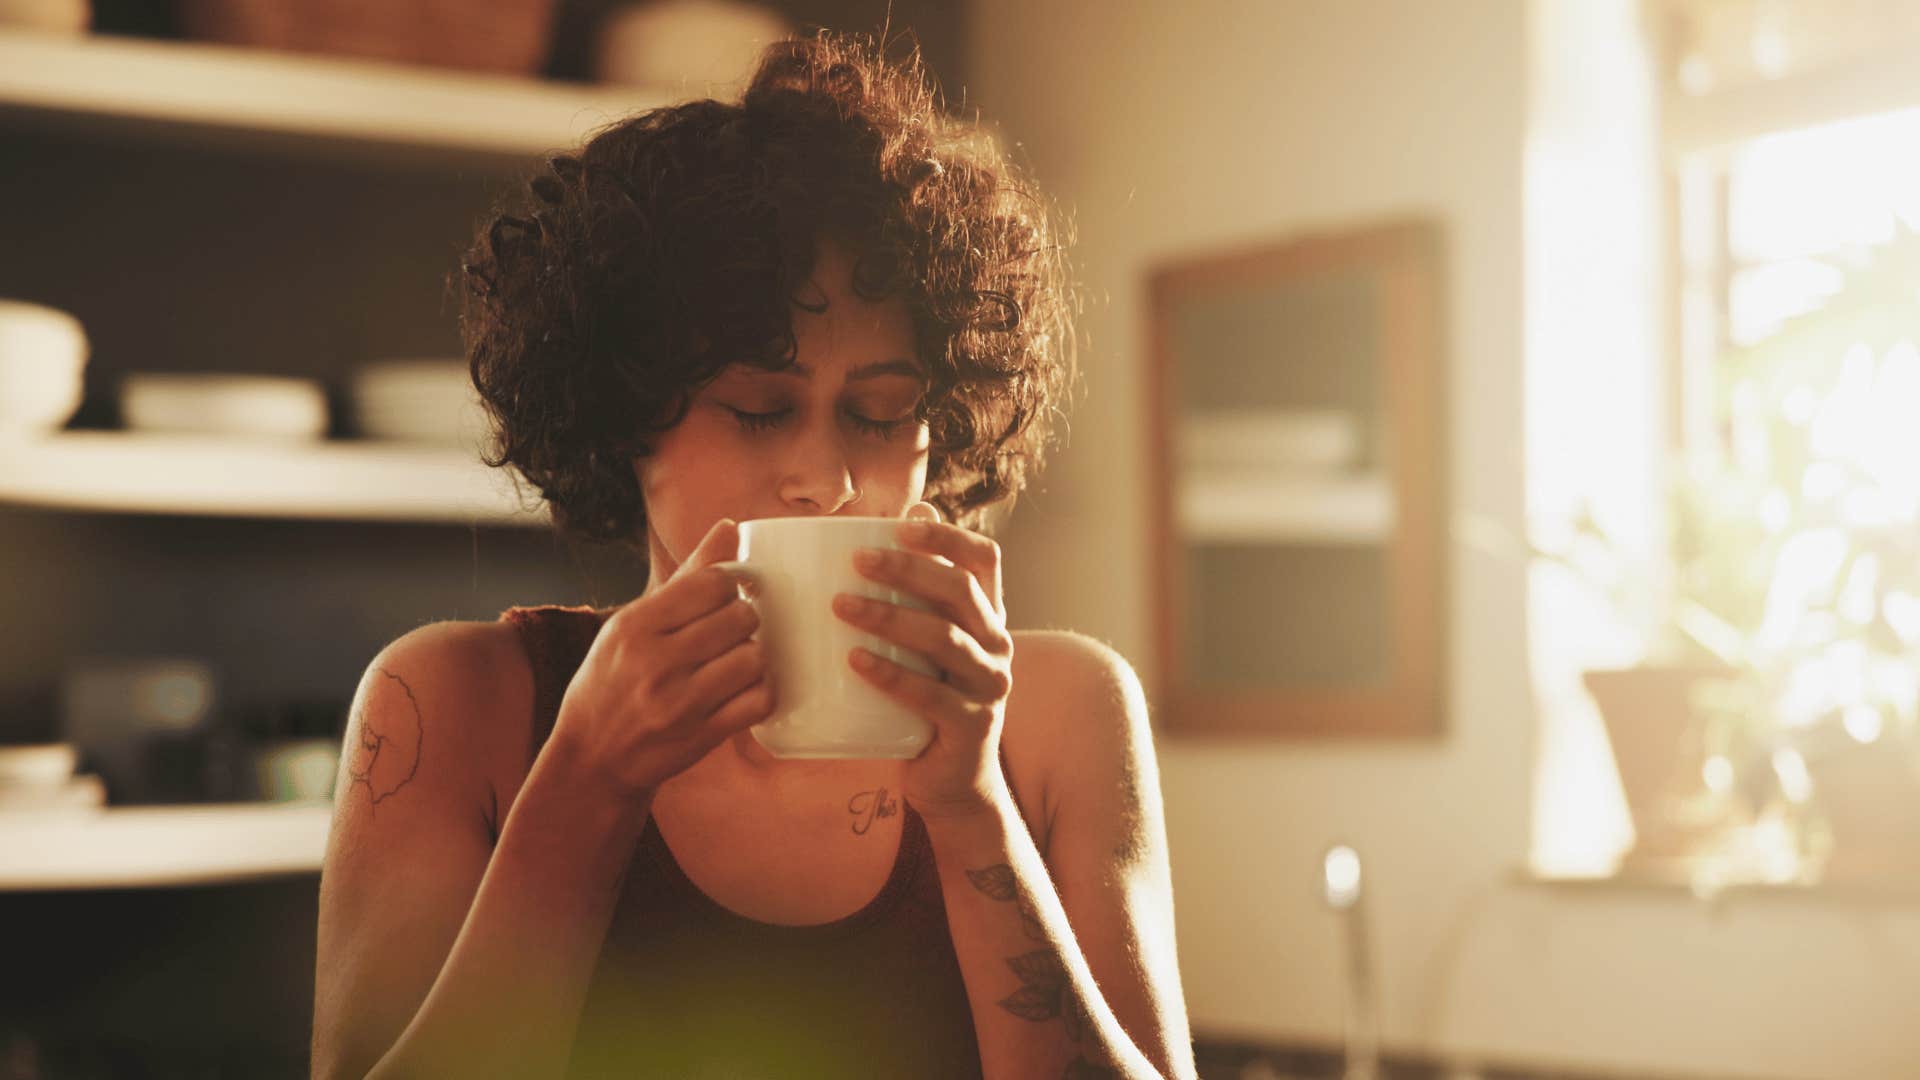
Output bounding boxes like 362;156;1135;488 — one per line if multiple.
834;593;869;616
854;548;886;571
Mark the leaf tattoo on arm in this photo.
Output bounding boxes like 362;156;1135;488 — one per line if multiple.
966;864;1118;1077
966;863;1020;900
965;863;1047;941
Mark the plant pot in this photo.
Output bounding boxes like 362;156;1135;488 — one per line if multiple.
1803;734;1920;883
1583;665;1745;862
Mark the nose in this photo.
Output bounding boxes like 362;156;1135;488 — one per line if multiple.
778;423;861;515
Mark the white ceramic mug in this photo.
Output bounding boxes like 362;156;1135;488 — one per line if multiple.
714;516;940;759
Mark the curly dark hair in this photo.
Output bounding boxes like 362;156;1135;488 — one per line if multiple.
457;28;1079;552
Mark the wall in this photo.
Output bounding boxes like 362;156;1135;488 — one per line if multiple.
969;2;1920;1078
0;128;651;766
969;0;1533;1059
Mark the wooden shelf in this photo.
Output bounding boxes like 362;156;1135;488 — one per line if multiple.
1517;865;1920;906
1666;41;1920;157
0;29;671;161
1176;470;1392;544
0;802;333;891
0;431;550;526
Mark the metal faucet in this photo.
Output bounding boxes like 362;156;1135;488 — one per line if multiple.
1322;844;1378;1080
1235;844;1384;1080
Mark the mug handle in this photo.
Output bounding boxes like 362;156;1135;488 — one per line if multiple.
709;560;763;596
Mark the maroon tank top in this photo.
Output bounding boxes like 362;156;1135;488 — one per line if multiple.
500;604;986;1079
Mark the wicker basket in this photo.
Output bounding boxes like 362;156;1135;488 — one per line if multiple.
175;0;560;75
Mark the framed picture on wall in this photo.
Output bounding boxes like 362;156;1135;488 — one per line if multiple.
1146;218;1447;738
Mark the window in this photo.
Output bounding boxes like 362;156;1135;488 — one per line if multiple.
1532;3;1920;887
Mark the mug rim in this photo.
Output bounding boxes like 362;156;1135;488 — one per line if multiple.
738;514;905;532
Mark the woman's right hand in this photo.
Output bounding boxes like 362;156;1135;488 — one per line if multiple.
547;518;773;801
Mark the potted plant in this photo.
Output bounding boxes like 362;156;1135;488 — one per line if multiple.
1709;234;1920;883
1547;488;1765;872
1546;232;1920;883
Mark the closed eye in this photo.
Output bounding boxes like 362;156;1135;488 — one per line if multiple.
725;406;916;440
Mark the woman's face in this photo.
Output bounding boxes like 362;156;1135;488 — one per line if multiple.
636;238;933;586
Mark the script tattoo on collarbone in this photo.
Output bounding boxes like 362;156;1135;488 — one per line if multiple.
964;864;1119;1078
346;666;424;815
847;787;900;836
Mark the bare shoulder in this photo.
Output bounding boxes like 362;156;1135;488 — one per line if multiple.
333;620;535;837
1008;629;1146;736
313;620;535;1080
1009;629;1139;699
1004;629;1153;854
363;619;530;696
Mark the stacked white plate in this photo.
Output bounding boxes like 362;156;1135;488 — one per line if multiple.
121;372;329;440
1176;409;1361;472
350;358;488;449
0;743;105;816
0;299;87;436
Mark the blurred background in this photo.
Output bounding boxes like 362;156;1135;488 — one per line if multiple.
4;0;1920;1077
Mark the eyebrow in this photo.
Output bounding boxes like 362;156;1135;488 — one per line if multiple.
741;359;927;384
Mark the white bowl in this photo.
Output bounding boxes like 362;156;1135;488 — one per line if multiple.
351;359;488;447
352;358;469;395
0;775;105;815
121;373;329;440
0;299;87;434
0;743;78;788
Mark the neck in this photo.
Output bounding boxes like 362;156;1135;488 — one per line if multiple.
640;524;675;600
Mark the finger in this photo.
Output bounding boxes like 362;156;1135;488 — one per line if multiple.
832;595;1009;700
853;546;1007;652
704;677;776;737
674;517;744;579
666;596;760;671
674;637;768;720
892;520;1002;616
633;519;744;632
636;563;746;635
849;646;976;719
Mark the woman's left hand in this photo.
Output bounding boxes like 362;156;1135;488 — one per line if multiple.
832;501;1015;820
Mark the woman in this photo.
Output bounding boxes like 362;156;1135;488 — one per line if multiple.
312;29;1193;1080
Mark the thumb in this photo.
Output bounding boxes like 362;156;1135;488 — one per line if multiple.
671;517;741;581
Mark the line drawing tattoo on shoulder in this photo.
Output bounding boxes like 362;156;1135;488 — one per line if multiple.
346;666;424;814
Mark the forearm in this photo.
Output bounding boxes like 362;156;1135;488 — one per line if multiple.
366;737;649;1080
923;790;1164;1080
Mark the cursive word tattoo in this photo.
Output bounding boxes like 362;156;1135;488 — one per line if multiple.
965;864;1120;1078
846;787;900;836
346;667;424;816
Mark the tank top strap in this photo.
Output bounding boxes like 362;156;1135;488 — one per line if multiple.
499;604;613;767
